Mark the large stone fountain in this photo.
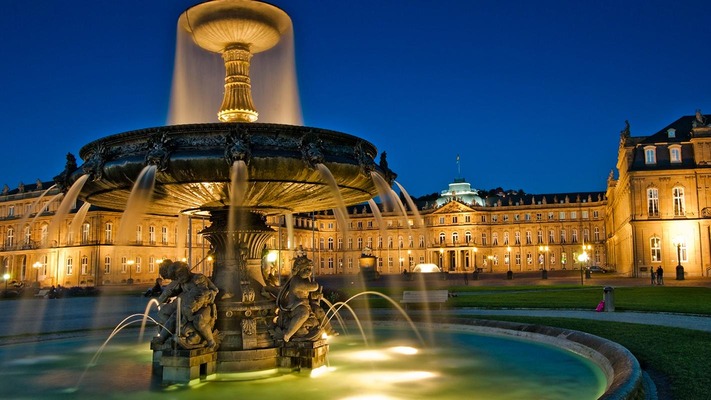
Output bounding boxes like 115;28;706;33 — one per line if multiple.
55;0;395;384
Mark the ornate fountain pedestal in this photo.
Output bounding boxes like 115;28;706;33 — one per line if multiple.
278;338;329;370
152;344;218;385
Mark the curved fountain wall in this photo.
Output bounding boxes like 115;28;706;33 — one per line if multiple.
374;318;645;400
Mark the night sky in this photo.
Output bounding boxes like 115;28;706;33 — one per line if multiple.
1;0;710;198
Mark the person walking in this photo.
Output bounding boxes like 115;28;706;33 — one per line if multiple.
656;265;664;285
650;268;656;285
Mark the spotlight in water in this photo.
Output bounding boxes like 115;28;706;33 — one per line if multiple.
348;350;391;361
389;346;418;355
309;365;334;378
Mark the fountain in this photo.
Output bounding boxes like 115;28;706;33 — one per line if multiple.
49;0;397;384
38;1;644;398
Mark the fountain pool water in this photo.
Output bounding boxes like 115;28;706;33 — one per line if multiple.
0;325;606;399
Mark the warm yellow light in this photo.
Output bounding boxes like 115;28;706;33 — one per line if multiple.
266;250;278;263
126;260;135;266
389;346;418;355
33;261;42;269
156;259;163;264
207;255;214;262
473;247;478;252
348;350;391;362
2;273;9;281
181;258;187;262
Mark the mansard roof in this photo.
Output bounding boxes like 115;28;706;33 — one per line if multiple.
638;113;710;145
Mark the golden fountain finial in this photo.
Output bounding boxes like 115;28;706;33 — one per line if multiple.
179;0;291;122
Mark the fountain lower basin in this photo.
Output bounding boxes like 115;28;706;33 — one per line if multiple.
0;319;644;399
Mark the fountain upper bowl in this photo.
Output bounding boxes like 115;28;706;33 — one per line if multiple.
76;122;383;216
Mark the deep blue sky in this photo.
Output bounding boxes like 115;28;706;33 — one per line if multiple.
2;0;710;197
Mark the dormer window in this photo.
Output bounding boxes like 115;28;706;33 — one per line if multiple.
667;128;676;138
669;145;682;163
644;146;657;164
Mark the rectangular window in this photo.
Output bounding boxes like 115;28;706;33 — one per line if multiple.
670;147;681;163
104;256;111;274
559;212;566;220
548;212;554;220
571;212;577;220
465;215;471;223
515;231;521;245
452;216;458;224
582;211;589;219
536;213;542;221
439;217;445;224
162;226;168;244
673;187;685;216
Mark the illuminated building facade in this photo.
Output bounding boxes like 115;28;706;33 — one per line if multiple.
2;112;710;286
606;112;711;278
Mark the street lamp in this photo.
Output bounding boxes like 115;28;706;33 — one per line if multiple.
439;248;444;270
473;247;478;271
673;237;684;280
127;259;135;284
3;273;9;291
506;246;513;280
539;245;549;279
33;261;42;283
578;249;589;286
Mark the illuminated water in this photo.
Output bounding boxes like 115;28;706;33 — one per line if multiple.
0;327;606;399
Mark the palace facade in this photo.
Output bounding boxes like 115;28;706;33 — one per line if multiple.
1;112;709;286
606;111;711;278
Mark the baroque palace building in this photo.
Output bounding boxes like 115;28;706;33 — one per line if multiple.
607;111;711;279
1;111;709;286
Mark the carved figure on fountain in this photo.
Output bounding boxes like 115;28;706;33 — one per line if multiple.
153;260;220;350
300;131;325;169
81;143;108;182
273;250;336;342
144;130;173;172
53;153;78;192
354;140;376;176
379;151;398;184
225;125;252;166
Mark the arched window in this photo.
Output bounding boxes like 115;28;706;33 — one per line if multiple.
24;225;31;245
439;232;446;244
452;232;459;244
66;257;74;275
465;231;472;243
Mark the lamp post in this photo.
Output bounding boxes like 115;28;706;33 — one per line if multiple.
3;273;9;291
439;248;444;270
33;261;42;283
578;249;589;286
539;245;549;279
673;237;684;280
473;247;478;271
127;259;135;285
487;255;494;273
506;246;513;279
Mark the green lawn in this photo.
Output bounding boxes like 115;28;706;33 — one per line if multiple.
342;285;711;399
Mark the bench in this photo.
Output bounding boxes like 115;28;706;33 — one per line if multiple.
35;289;49;298
400;290;449;310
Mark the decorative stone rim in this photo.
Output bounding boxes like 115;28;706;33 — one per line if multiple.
371;318;644;400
